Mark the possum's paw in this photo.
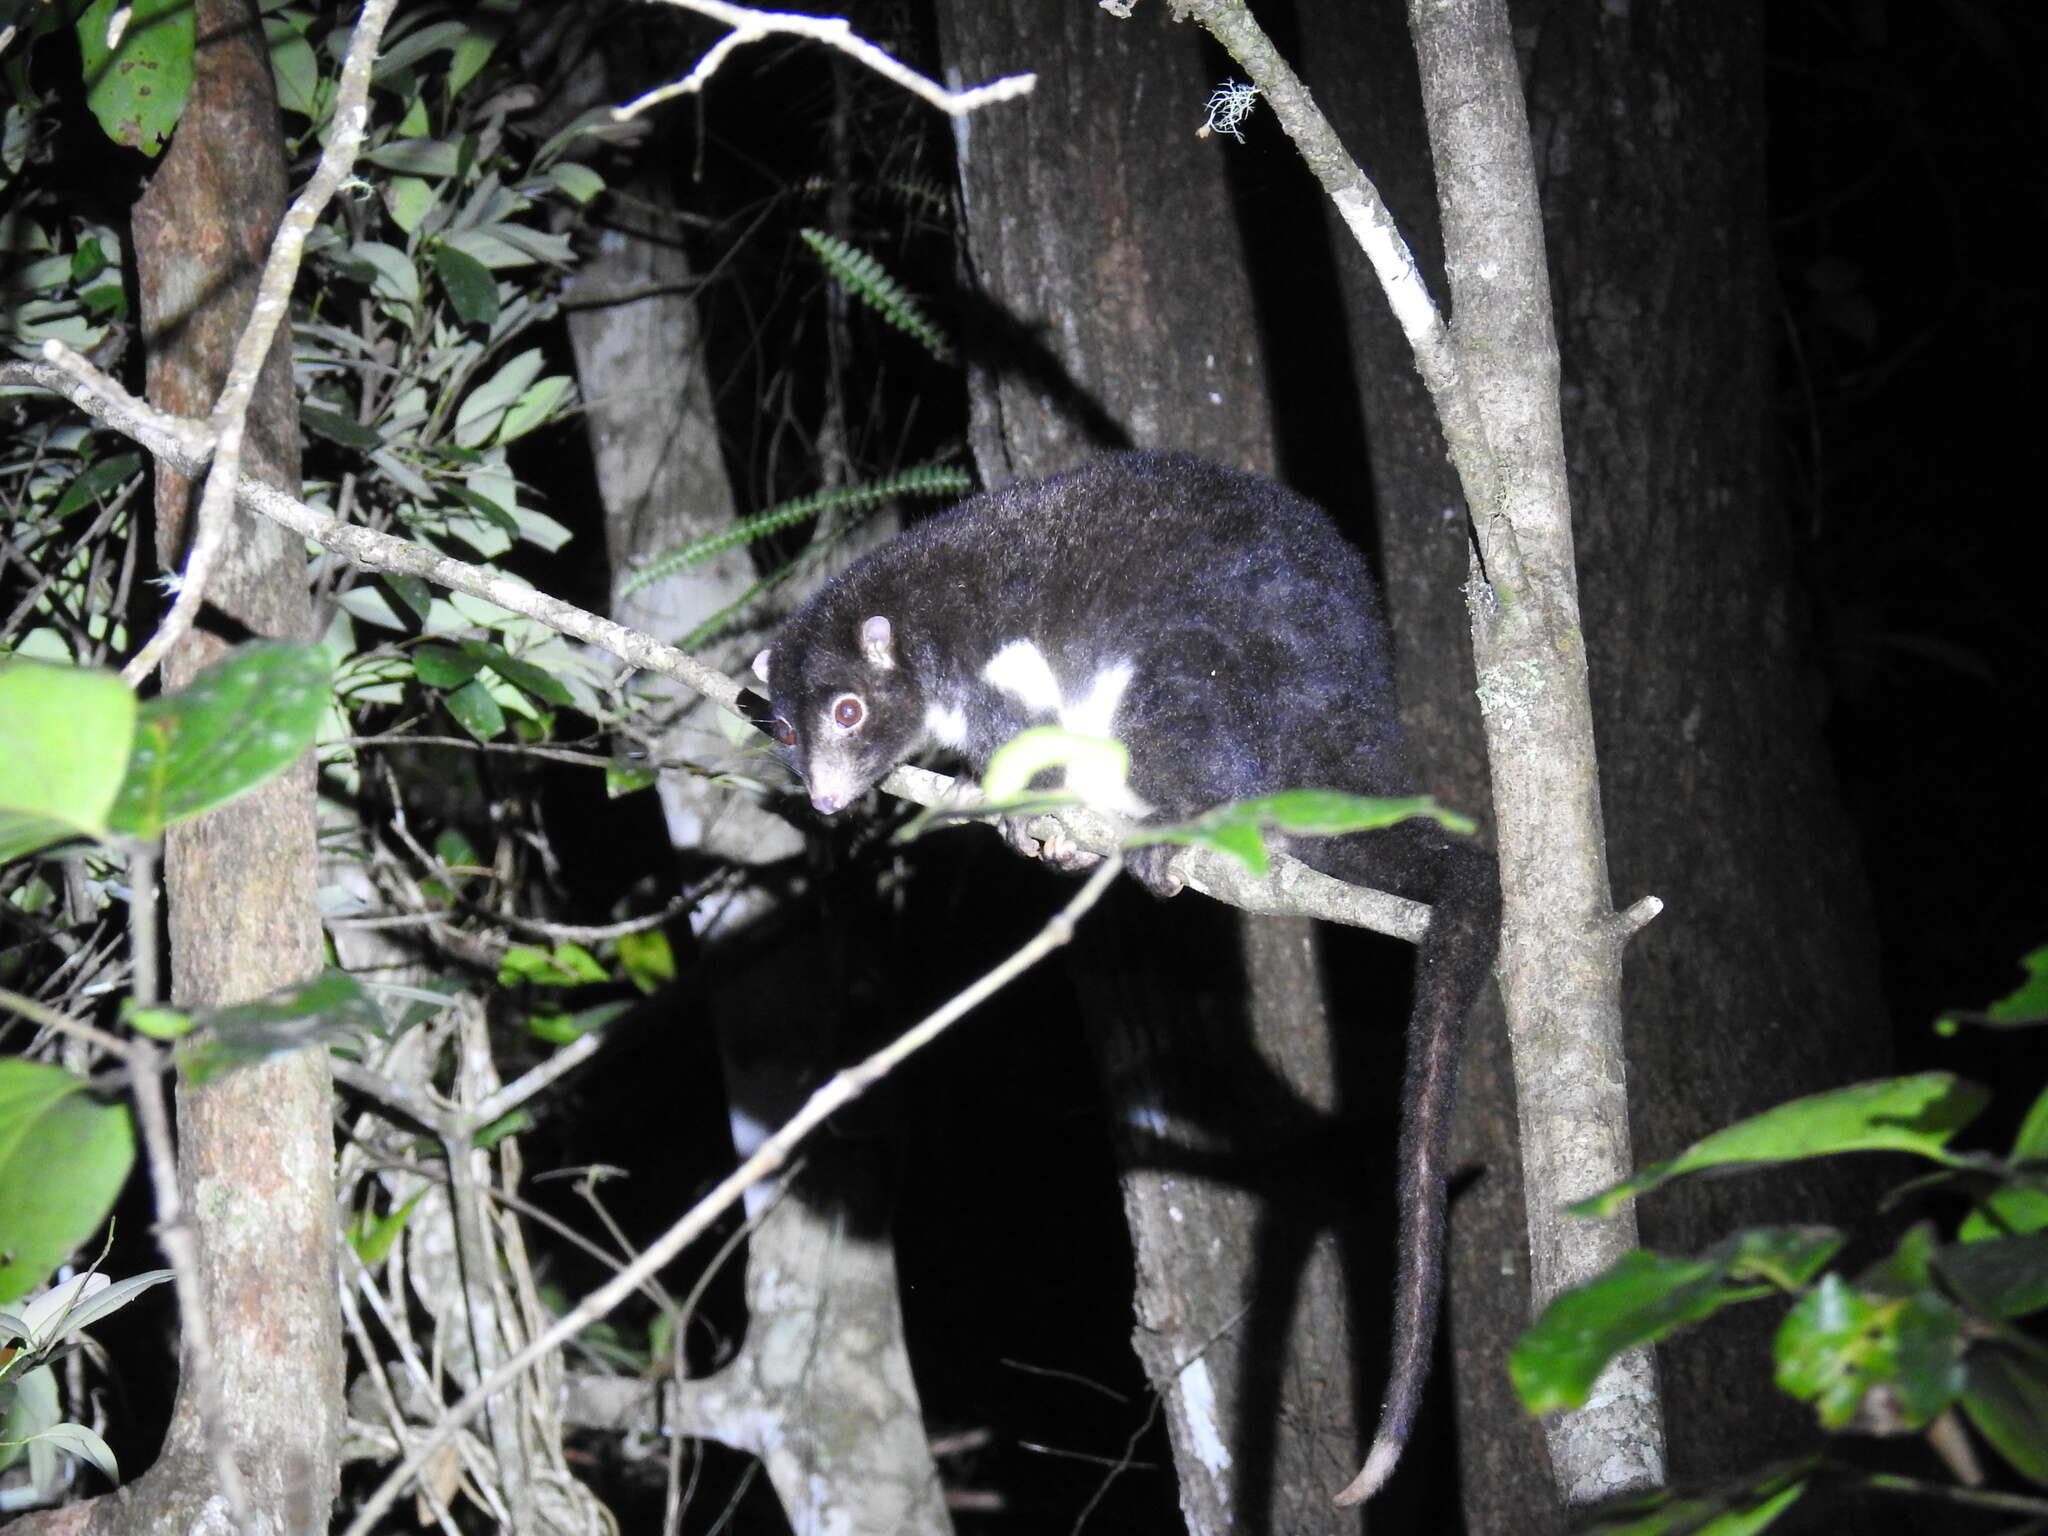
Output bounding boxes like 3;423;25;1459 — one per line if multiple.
1125;843;1188;899
999;816;1105;874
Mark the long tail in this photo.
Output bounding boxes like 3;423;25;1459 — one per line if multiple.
1315;826;1501;1507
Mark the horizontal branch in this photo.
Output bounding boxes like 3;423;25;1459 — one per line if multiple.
3;345;1431;945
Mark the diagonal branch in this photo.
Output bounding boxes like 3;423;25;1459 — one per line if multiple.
8;343;1435;944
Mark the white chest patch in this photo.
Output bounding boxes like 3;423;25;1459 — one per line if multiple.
924;698;969;748
981;639;1063;715
1061;660;1134;739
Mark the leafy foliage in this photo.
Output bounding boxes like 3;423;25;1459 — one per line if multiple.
1512;956;2048;1531
622;463;972;600
0;1061;133;1305
0;642;330;861
73;0;194;155
800;227;952;360
0;1268;173;1491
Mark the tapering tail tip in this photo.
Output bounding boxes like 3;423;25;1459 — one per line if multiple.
1331;1432;1403;1507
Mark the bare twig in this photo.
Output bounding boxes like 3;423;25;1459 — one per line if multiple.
338;855;1125;1536
0;986;133;1063
1163;0;1519;592
621;1;1035;121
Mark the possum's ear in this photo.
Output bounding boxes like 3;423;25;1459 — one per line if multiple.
860;615;895;671
751;648;772;685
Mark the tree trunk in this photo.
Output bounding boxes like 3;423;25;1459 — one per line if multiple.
67;0;344;1527
1308;0;1890;1512
937;4;1374;1530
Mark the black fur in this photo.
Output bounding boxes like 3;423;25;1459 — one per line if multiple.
756;450;1500;1498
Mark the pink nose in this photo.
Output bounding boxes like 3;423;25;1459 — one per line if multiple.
810;791;850;815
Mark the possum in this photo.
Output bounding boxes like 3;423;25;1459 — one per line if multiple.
752;450;1500;1502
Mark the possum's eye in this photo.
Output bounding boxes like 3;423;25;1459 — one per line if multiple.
830;694;865;730
772;717;796;747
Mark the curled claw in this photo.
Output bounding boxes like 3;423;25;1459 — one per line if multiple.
998;815;1105;874
1123;843;1187;898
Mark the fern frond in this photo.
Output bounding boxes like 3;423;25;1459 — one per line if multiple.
621;464;973;600
799;228;953;361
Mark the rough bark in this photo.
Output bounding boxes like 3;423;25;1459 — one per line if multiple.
1292;2;1557;1525
64;0;344;1528
936;3;1370;1530
1310;0;1890;1512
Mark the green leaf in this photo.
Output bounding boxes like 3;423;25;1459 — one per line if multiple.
432;241;499;327
616;930;674;995
0;1060;134;1305
1511;1229;1837;1415
0;1361;57;1479
264;16;320;118
412;643;483;689
1960;1180;2048;1243
452;348;544;448
447;16;500;99
384;575;437;626
1573;1465;1813;1536
799;228;951;360
442;678;505;741
179;969;388;1085
344;240;420;307
381;174;436;235
605;761;656;798
125;1006;194;1040
2012;1083;2048;1162
1136;790;1473;877
69;239;110;286
301;401;382;449
30;1269;171;1340
1575;1074;1990;1217
371;17;473;79
495;374;574;443
1962;1080;2048;1240
30;1419;119;1484
1938;946;2048;1031
549;162;605;204
348;1189;425;1266
49;451;141;519
450;486;520;535
497;942;606;989
1935;1231;2048;1317
361;137;464;177
1960;1349;2048;1486
459;640;573;706
105;641;330;842
524;998;631;1044
621;464;970;599
0;657;136;861
75;0;194;155
474;1108;533;1148
1773;1272;1965;1430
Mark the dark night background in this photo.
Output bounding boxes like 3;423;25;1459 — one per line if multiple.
7;0;2042;1530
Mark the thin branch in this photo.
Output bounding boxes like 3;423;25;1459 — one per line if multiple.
621;1;1035;120
0;986;134;1063
1164;0;1518;591
122;0;402;688
338;854;1125;1536
3;347;1433;943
